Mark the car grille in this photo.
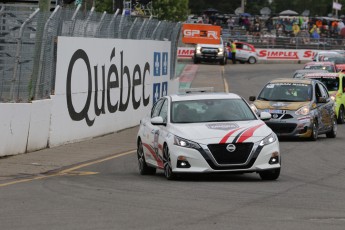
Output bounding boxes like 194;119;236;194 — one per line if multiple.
266;123;297;134
207;143;254;165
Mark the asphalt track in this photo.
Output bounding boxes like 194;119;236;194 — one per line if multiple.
1;63;345;230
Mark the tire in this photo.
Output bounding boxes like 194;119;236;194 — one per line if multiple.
163;144;176;180
248;56;257;64
220;56;226;65
326;116;337;138
309;121;318;141
193;56;199;64
259;168;280;180
337;105;345;124
137;140;156;175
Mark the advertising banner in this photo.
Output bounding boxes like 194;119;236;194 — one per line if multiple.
182;24;221;45
50;37;172;146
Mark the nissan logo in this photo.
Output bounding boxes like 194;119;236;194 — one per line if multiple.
226;144;236;152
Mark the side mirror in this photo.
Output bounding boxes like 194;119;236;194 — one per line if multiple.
249;96;256;101
151;116;165;125
259;111;271;121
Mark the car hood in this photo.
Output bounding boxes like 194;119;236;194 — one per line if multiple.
170;120;272;144
197;43;223;48
254;100;310;111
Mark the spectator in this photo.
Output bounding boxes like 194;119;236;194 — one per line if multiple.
243;16;251;31
227;17;235;35
310;24;320;39
229;40;237;64
292;22;300;37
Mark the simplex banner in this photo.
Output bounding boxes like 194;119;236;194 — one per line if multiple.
50;37;173;146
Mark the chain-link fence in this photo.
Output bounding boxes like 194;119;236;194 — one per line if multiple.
0;4;181;103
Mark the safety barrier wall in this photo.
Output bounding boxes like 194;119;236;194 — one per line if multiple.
0;4;181;156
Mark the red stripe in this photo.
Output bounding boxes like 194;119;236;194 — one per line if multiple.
219;127;243;144
236;124;264;143
143;143;164;168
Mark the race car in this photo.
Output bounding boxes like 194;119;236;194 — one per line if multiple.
303;72;345;124
249;78;337;140
136;88;281;180
303;61;337;73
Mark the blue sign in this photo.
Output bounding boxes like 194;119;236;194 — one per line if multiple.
162;52;168;76
153;52;161;76
161;82;168;97
153;83;161;104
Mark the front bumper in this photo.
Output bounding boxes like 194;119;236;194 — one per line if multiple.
169;140;280;173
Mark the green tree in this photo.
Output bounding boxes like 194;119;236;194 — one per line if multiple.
95;0;114;13
152;0;189;21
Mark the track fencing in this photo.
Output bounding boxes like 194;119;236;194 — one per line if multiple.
0;4;181;103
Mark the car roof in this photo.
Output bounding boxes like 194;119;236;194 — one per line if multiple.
268;78;313;84
303;72;340;79
305;61;334;66
294;69;328;73
169;92;242;102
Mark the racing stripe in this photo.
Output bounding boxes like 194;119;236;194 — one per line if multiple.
236;124;265;143
219;127;243;144
142;143;164;168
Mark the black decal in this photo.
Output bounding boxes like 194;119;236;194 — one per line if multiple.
107;63;119;113
132;64;141;110
94;65;106;116
143;62;150;106
66;49;95;126
119;51;131;111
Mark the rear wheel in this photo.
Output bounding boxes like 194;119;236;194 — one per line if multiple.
259;168;280;180
163;145;176;180
137;140;156;175
248;56;257;64
326;116;337;138
337;106;345;124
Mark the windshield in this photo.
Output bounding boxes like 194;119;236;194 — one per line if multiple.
171;99;256;123
304;64;334;72
320;55;345;64
258;82;313;102
310;77;339;91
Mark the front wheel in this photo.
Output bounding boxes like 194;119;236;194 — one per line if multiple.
309;121;318;141
326;117;337;138
337;106;345;124
137;140;156;175
163;145;176;180
259;168;280;180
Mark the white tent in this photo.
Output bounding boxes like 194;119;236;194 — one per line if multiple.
279;10;299;16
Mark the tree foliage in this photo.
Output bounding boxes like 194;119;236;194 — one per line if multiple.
152;0;189;22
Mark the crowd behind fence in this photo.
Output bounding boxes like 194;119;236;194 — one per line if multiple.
0;4;181;103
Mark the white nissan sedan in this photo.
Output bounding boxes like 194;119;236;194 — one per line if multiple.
136;89;281;180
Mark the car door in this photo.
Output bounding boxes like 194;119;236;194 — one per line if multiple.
315;82;333;131
143;98;165;168
235;42;245;61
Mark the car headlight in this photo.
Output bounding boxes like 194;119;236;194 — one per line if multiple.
295;105;310;116
218;47;224;53
330;95;336;101
259;133;277;146
174;136;200;149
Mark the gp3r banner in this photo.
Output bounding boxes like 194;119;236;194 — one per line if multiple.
50;37;172;146
182;23;221;45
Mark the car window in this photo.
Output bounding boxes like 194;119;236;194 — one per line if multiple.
310;77;339;91
242;44;250;51
318;83;329;98
151;99;165;118
171;99;256;123
258;83;312;102
159;99;168;123
236;43;243;49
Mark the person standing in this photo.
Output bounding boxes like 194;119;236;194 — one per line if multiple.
230;40;237;64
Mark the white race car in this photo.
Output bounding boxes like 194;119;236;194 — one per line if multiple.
136;89;281;180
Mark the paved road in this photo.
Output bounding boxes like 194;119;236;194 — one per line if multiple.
1;63;345;230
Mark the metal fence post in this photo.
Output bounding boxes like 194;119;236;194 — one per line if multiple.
35;5;60;100
10;8;40;102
